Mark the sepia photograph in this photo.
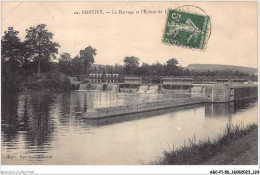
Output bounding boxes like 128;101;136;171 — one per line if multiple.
1;1;258;174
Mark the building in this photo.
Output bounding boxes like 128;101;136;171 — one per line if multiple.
82;73;120;84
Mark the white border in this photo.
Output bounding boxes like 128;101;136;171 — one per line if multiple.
1;165;260;174
1;0;259;174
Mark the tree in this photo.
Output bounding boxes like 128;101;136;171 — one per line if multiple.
114;63;123;74
80;46;97;74
123;56;140;75
71;55;84;76
1;27;25;75
25;24;60;76
58;53;72;75
166;58;179;67
165;58;181;76
150;62;164;76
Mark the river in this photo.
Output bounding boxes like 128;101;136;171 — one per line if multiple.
1;91;258;165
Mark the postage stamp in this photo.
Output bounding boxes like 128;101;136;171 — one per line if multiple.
162;8;210;50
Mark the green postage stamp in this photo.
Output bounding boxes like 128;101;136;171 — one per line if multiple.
162;9;210;50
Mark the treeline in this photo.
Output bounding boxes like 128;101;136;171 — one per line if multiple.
2;24;97;77
1;24;97;92
56;55;189;76
2;25;59;77
56;54;257;80
2;25;57;93
1;24;257;93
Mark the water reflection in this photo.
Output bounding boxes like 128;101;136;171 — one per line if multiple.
1;91;257;165
234;98;258;112
2;93;56;163
1;94;19;145
205;102;235;117
59;92;71;124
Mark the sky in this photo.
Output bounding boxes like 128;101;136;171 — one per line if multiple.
1;1;258;68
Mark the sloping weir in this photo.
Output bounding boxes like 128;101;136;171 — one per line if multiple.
79;84;258;119
84;97;207;119
138;85;158;93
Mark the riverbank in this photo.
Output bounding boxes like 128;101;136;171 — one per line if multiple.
154;123;258;165
2;71;71;94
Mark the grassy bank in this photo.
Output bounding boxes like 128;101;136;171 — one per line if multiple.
154;123;258;165
2;71;71;93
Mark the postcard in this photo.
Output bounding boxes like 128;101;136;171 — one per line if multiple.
1;1;258;174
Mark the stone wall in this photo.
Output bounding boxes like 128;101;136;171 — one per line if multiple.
205;85;234;102
204;84;257;102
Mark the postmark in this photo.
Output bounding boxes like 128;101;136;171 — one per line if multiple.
162;6;211;50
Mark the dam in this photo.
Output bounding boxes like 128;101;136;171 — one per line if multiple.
69;74;257;119
83;85;257;119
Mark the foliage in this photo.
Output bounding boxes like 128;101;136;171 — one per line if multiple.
123;56;140;75
71;55;84;76
1;73;23;94
165;58;181;76
1;24;67;93
1;24;257;93
1;27;28;93
25;24;60;76
57;46;98;76
80;46;97;74
1;27;26;75
21;71;71;91
58;52;73;75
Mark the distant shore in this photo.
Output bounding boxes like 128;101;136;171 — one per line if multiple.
154;123;258;165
